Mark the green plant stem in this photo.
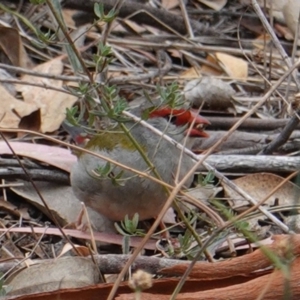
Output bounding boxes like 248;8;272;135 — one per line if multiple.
101;0;125;45
0;3;40;35
46;0;93;80
45;0;112;114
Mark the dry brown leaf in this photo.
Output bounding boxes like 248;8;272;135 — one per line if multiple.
11;181;116;234
252;34;272;50
197;0;227;11
0;199;31;220
167;49;182;59
143;25;160;35
187;185;222;205
122;19;147;33
6;256;100;297
274;23;294;41
61;9;77;28
283;0;300;35
0;27;30;68
162;0;180;10
11;182;82;225
161;207;176;224
57;243;90;258
200;54;223;76
224;172;300;210
179;67;201;79
17;59;77;133
0;85;39;128
0;141;76;172
0;238;24;260
112;19;146;33
215;52;248;80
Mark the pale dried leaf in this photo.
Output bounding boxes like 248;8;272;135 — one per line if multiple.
0;199;31;220
0;238;24;260
61;9;77;28
162;0;180;10
215;53;248;80
57;243;90;258
200;54;223;76
179;67;201;79
112;19;145;33
197;0;227;11
187;185;222;203
0;85;38;128
122;19;147;33
283;0;300;36
0;27;30;68
252;34;272;50
224;173;300;209
7;256;100;296
275;23;294;41
17;59;77;133
162;207;176;224
0;141;76;172
11;181;116;234
168;49;182;59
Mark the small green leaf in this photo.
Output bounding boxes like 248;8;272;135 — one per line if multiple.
94;3;105;19
116;214;145;236
65;107;79;126
88;113;95;128
114;222;131;236
94;162;112;177
94;3;117;23
132;213;139;228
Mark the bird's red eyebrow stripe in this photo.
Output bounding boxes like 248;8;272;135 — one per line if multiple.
149;107;210;126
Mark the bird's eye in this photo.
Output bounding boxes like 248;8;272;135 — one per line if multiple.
169;115;178;124
108;171;115;179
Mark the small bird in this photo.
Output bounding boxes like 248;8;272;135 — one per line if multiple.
70;106;209;221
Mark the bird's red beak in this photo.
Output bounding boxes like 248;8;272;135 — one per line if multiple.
149;107;210;138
